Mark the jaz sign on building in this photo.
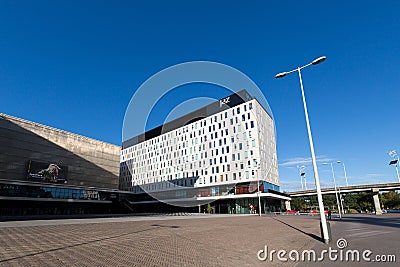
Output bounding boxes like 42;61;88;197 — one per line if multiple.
219;96;230;107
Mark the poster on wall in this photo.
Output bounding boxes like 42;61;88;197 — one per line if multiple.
27;160;68;183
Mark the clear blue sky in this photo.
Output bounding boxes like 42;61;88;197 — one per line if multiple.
1;1;399;191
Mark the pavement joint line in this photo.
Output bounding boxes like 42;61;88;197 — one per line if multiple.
0;226;160;263
0;213;254;228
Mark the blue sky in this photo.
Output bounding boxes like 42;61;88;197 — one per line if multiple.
1;1;400;191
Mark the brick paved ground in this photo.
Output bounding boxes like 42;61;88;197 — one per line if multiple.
0;214;325;267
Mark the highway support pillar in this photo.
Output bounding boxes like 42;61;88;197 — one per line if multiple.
372;188;382;215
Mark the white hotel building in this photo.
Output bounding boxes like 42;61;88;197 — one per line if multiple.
120;90;290;213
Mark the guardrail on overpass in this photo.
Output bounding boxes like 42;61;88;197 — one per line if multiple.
287;182;400;197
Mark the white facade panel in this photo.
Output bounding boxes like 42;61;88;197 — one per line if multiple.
120;95;279;194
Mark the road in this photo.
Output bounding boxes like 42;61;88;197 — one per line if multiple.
299;214;399;266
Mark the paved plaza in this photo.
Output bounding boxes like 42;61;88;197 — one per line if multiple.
0;214;324;267
1;213;398;266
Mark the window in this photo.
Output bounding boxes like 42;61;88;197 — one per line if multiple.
250;121;254;128
249;102;253;109
246;171;249;179
237;107;240;114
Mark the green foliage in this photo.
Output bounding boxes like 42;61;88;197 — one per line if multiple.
341;192;374;212
380;191;400;209
290;191;400;213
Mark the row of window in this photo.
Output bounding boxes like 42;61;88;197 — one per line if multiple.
121;100;257;157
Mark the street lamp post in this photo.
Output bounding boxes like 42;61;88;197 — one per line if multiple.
256;158;275;216
337;161;349;187
275;56;331;243
388;150;400;182
323;162;342;219
297;165;306;190
257;179;262;216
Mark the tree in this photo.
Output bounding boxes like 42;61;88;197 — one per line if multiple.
380;191;400;209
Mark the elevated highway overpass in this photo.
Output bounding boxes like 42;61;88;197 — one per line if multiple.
286;182;400;215
288;182;400;197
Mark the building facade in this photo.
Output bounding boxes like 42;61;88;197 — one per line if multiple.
0;113;120;189
0;113;124;217
120;90;288;213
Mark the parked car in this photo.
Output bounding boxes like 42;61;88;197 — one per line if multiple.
308;210;328;216
387;209;400;213
285;209;300;215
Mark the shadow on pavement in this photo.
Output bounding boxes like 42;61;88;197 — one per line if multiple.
272;217;322;242
339;214;400;229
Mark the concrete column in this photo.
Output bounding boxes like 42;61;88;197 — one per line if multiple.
285;200;291;211
372;188;382;215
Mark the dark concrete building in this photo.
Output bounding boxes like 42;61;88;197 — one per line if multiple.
0;113;126;218
0;113;120;189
